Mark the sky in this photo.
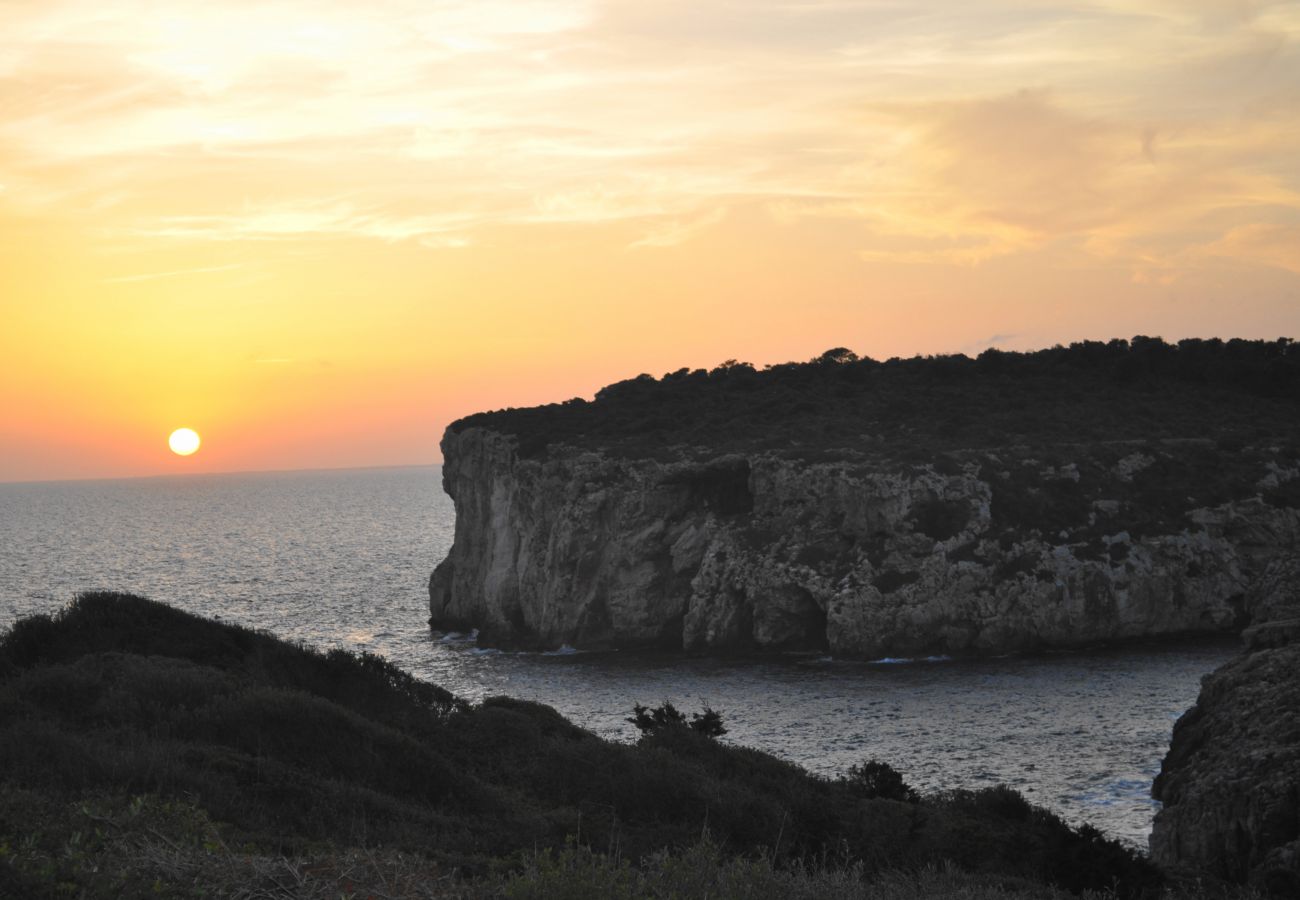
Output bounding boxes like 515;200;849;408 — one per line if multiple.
2;0;1298;481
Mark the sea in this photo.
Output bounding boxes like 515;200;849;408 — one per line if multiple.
0;465;1236;849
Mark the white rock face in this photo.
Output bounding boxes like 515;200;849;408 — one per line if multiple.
429;427;1300;656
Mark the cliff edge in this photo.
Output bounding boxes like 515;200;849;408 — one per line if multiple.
1150;556;1300;895
431;338;1300;656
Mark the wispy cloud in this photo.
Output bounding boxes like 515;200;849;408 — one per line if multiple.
960;332;1022;354
1195;222;1300;274
102;262;246;283
127;202;476;244
629;207;726;248
2;0;1298;263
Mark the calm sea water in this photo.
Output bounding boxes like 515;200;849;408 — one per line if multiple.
0;466;1234;848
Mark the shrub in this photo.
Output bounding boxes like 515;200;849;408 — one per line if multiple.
1;595;1164;897
842;761;918;803
627;702;727;738
450;337;1300;462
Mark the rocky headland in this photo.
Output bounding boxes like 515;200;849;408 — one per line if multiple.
1151;555;1300;895
431;338;1300;657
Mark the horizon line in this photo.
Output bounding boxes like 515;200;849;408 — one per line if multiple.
0;461;441;488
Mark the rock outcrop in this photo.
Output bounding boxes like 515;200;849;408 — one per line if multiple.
430;425;1300;656
1150;555;1300;895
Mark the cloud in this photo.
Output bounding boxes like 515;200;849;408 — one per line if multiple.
128;201;475;244
102;262;245;283
628;207;725;248
0;0;1297;277
842;87;1300;271
1196;222;1300;273
959;332;1022;354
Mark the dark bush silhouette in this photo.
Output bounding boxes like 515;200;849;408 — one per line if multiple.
688;706;727;738
451;336;1300;461
627;701;727;738
843;760;918;803
1;593;1161;897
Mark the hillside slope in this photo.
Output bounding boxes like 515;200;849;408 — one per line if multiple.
0;592;1157;897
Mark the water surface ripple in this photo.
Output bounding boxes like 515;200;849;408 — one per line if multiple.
0;466;1234;848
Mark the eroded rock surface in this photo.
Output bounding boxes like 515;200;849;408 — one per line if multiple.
1151;555;1300;895
429;426;1300;656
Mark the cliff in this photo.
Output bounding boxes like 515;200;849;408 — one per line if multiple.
431;338;1300;655
1150;556;1300;895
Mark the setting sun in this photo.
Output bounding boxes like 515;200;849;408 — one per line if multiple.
1;4;1298;894
1;1;1297;483
168;428;201;456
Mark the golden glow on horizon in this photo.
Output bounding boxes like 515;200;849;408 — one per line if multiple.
168;428;202;456
2;1;1298;481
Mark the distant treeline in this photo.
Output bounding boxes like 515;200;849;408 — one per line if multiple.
452;337;1300;459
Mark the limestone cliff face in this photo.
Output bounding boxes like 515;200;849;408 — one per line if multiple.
430;427;1300;656
1150;556;1300;895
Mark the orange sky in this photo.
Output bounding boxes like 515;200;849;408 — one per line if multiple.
2;0;1298;481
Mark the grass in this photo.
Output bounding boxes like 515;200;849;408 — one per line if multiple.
492;840;1264;900
0;793;1262;900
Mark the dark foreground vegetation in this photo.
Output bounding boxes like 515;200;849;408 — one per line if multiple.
0;593;1255;898
452;337;1300;460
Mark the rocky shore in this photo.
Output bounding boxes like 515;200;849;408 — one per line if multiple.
1151;556;1300;896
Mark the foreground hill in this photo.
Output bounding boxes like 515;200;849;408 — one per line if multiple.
0;592;1161;898
432;338;1300;655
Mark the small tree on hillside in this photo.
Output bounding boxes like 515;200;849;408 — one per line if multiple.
843;760;918;802
817;347;859;364
628;702;727;738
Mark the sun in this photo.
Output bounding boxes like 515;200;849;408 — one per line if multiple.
168;428;201;456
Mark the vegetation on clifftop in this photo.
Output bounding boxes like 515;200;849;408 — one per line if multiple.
1;592;1176;898
450;337;1300;460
